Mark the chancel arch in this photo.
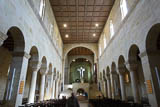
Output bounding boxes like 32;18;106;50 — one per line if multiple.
64;47;95;84
63;44;97;63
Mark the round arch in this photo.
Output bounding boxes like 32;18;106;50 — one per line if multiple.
145;23;160;106
64;44;97;63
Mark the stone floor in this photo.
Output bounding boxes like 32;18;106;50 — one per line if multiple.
79;100;89;107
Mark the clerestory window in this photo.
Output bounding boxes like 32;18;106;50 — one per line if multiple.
39;0;45;20
110;20;114;38
103;34;107;49
120;0;128;20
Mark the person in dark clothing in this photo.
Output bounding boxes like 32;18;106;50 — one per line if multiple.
66;93;80;107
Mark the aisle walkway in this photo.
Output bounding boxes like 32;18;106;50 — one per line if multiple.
79;100;89;107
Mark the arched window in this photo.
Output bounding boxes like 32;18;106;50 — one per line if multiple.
49;24;53;35
120;0;128;20
103;34;107;49
39;0;45;20
110;20;114;38
99;44;102;56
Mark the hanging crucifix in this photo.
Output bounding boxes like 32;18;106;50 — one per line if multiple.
77;67;85;80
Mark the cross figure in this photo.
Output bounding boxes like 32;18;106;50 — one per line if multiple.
77;67;85;79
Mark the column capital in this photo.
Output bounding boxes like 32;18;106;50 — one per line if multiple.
139;50;147;58
40;69;47;75
30;61;42;72
110;70;117;75
106;75;110;80
40;64;48;75
125;61;138;71
117;65;126;75
0;31;8;46
48;69;53;75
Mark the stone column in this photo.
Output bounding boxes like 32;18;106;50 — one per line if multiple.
5;52;30;107
39;69;47;101
28;62;41;103
0;31;7;46
104;76;108;98
103;80;107;97
106;75;111;98
101;75;107;97
117;67;126;101
139;50;159;107
126;63;140;103
110;72;116;99
49;71;54;98
51;79;56;99
44;75;50;100
56;79;59;99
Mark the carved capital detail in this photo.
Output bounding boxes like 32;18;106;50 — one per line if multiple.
30;61;41;72
139;50;147;58
125;61;138;71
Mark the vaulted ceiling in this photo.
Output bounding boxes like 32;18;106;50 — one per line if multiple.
50;0;115;44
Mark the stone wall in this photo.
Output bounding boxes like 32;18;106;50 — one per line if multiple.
98;0;160;106
0;0;63;106
0;0;63;71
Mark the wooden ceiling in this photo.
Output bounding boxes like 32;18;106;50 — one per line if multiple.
68;47;94;55
50;0;115;44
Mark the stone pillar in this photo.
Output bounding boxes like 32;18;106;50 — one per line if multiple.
103;80;107;97
126;63;140;103
28;62;41;103
119;74;126;100
104;76;108;98
0;31;7;46
56;79;59;99
101;75;107;97
110;72;115;99
51;69;56;99
49;71;54;98
39;69;47;101
44;75;50;100
139;50;159;107
117;67;126;101
106;75;111;98
51;79;56;99
5;52;30;107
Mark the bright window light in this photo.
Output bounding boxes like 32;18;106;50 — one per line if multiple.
103;34;107;48
110;20;114;38
39;0;45;20
99;45;102;56
49;24;53;35
120;0;128;20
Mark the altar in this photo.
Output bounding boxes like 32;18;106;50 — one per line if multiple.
72;83;89;100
